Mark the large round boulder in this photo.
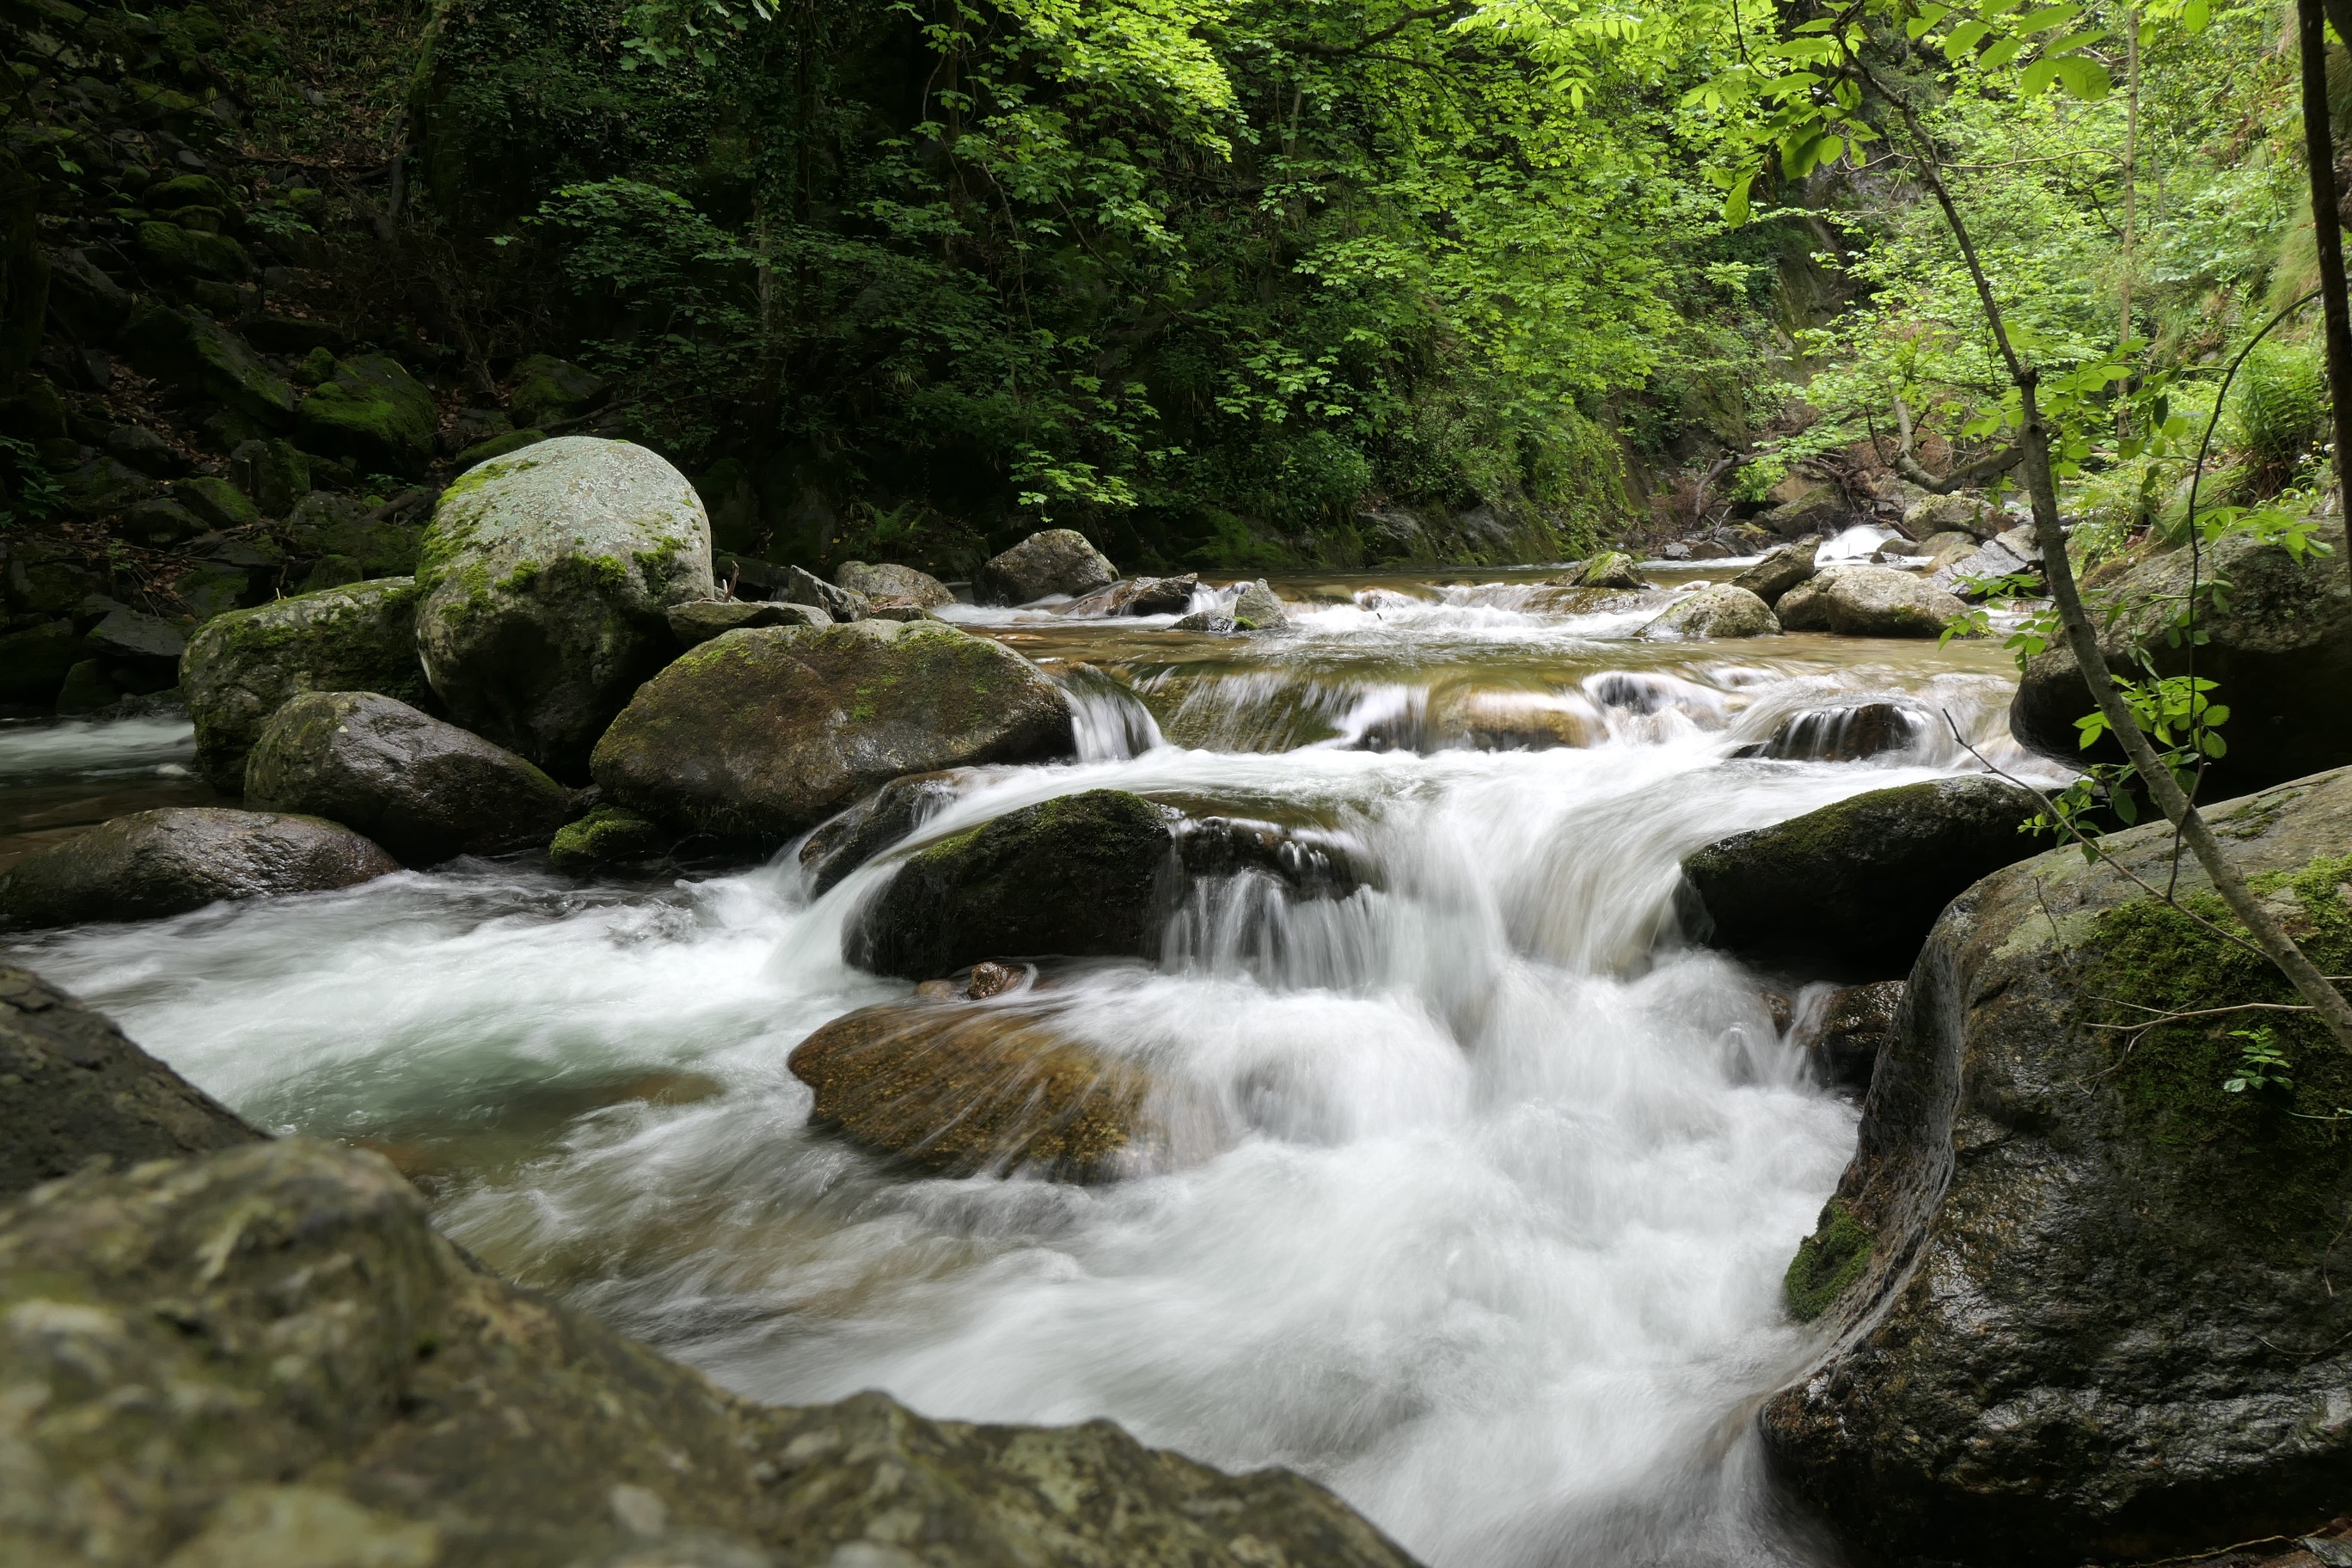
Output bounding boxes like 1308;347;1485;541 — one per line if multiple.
976;528;1117;605
415;437;714;778
788;999;1148;1181
242;691;573;865
1677;775;2043;975
591;620;1073;842
181;578;429;790
2011;523;2352;799
1777;563;1967;637
0;808;397;929
835;560;955;609
844;788;1173;979
1644;584;1779;639
1761;764;2352;1563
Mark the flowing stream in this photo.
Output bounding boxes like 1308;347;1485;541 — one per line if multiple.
0;564;2055;1567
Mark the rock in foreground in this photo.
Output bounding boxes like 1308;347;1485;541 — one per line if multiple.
1776;564;1966;638
1761;764;2352;1564
0;1136;1421;1568
790;1000;1148;1180
180;577;429;791
416;437;715;778
846;788;1173;978
0;963;260;1198
0;808;397;930
977;528;1118;604
243;691;573;865
1678;776;2042;974
594;621;1072;841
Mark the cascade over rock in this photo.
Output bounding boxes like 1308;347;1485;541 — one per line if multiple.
1761;764;2352;1564
415;437;715;778
0;808;398;930
2011;523;2352;798
242;691;573;865
592;620;1073;841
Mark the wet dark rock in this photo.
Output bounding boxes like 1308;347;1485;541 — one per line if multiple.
977;527;1118;605
0;618;82;707
295;353;438;477
1741;701;1925;763
0;1136;1418;1566
789;1001;1148;1180
54;659;120;715
1776;564;1968;638
1060;573;1198;618
83;608;185;686
798;770;969;895
548;805;670;871
665;597;825;646
845;788;1174;978
0;807;397;929
243;691;573;865
594;621;1072;842
2011;523;2352;799
182;577;429;790
835;560;955;609
1790;979;1903;1092
507;352;608;428
1177;815;1359;899
57;455;154;518
1730;542;1819;608
1173;610;1237;634
1677;775;2043;974
0;962;260;1198
102;423;186;476
1761;764;2352;1565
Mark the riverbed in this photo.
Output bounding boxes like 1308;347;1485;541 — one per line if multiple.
0;564;2056;1567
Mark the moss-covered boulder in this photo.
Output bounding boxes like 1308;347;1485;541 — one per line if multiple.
546;804;667;871
244;691;573;865
665;597;824;647
505;352;606;429
1643;583;1779;639
0;808;397;929
284;493;421;578
120;303;297;431
844;789;1173;979
0;962;260;1199
0;1133;1418;1567
1776;563;1967;638
592;619;1072;840
181;577;429;790
1677;775;2043;975
977;528;1118;605
1571;550;1647;590
2012;523;2352;799
134;217;249;280
417;437;714;779
227;437;310;517
170;475;258;531
789;1000;1149;1180
1761;765;2352;1564
295;353;438;477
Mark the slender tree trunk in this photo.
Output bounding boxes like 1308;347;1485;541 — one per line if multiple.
2119;9;2138;352
2297;0;2352;552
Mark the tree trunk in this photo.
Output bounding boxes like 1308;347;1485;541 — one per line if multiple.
2297;0;2352;564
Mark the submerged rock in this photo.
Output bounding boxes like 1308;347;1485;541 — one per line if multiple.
1730;542;1819;607
181;577;429;791
1059;574;1198;618
593;621;1072;841
2011;522;2352;798
1643;584;1779;639
0;963;260;1198
1776;564;1967;638
798;770;970;895
835;560;955;609
1761;764;2352;1564
416;437;715;778
243;691;573;865
977;528;1118;605
1438;688;1601;751
546;804;669;871
788;1001;1148;1180
0;808;397;930
0;1135;1418;1567
845;788;1174;979
1677;775;2043;974
1741;701;1925;763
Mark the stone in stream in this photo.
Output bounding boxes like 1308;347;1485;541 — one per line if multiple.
242;691;573;865
0;1133;1419;1566
1730;542;1819;608
1565;550;1646;590
1916;529;1985;573
797;769;971;895
664;597;826;648
545;804;670;871
1759;487;1852;537
1925;522;2042;599
1176;815;1361;900
0;962;261;1198
1437;688;1602;752
1761;763;2352;1565
1788;978;1903;1092
592;620;1073;842
835;559;956;609
844;788;1175;979
785;563;867;622
977;527;1118;605
1641;584;1779;639
415;437;715;779
1675;775;2043;975
181;577;431;790
1740;701;1925;763
2011;521;2352;799
1058;573;1198;618
1172;610;1239;634
1775;563;1969;638
1231;578;1289;629
789;1000;1148;1181
0;807;398;930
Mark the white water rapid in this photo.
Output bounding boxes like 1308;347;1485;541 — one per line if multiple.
0;568;2060;1567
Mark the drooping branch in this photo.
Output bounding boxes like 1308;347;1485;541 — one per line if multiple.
1890;395;2024;493
1277;2;1474;58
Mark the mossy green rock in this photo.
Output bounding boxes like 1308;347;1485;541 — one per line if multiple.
123;305;297;430
134;218;248;280
844;788;1172;979
1678;775;2041;975
1573;550;1646;590
295;353;438;477
546;804;665;870
244;690;572;865
505;352;605;429
227;437;310;516
285;492;420;577
1761;764;2352;1563
453;426;545;469
0;1131;1421;1568
418;437;714;779
181;577;429;789
591;619;1071;841
170;475;259;530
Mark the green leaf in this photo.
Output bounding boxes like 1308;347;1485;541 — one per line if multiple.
1724;173;1754;226
1942;18;1991;58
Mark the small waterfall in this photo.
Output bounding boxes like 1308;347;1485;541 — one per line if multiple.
1054;665;1166;761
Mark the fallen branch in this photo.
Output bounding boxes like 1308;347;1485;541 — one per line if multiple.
1891;395;2024;494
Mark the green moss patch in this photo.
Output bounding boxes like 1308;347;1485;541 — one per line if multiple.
1785;1197;1872;1322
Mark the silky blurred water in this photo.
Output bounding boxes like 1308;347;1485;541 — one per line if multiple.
1;570;2060;1567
